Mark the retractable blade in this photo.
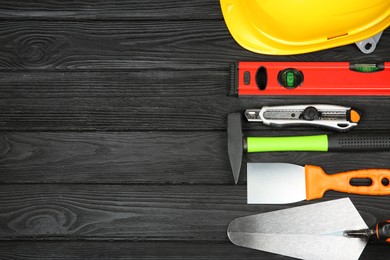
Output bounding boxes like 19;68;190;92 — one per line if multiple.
245;104;361;132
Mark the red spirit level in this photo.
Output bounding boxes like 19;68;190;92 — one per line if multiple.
230;62;390;96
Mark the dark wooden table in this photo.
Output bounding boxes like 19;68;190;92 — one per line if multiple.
0;1;389;259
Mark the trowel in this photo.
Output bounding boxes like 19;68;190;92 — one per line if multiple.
227;198;390;260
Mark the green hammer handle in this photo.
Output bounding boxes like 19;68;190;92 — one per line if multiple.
245;135;328;153
245;134;390;153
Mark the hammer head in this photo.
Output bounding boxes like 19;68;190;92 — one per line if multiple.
227;113;243;184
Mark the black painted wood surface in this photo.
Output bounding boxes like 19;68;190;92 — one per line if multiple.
0;1;389;259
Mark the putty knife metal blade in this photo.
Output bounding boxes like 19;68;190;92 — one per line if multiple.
227;198;368;260
248;163;306;204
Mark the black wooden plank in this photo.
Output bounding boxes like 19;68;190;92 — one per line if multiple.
0;131;231;184
0;21;388;70
0;241;386;260
0;184;390;243
1;71;390;130
0;241;275;260
0;184;252;240
0;70;230;130
0;0;222;20
2;131;390;184
0;70;227;98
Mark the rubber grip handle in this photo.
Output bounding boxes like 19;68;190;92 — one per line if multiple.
328;134;390;152
376;221;390;242
305;165;390;200
246;135;328;153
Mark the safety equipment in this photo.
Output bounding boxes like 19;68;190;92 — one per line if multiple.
220;0;390;55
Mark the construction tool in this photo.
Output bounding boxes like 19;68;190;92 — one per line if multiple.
247;162;390;204
245;104;361;132
220;0;389;55
227;198;390;260
230;62;390;96
227;112;390;184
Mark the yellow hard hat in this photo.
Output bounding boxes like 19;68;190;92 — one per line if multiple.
220;0;390;55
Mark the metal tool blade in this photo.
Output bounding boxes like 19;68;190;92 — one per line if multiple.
227;198;368;260
227;113;243;184
247;163;306;204
244;109;263;122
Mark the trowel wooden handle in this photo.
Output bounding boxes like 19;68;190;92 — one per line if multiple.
345;221;390;242
376;221;390;243
305;165;390;200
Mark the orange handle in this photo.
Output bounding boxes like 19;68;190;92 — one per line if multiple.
305;165;390;200
376;220;390;243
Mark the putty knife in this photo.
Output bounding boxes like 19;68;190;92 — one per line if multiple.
227;198;390;260
247;163;390;204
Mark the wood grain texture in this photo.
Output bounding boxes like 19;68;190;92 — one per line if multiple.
0;184;389;243
0;184;255;240
2;131;390;184
0;0;222;20
0;20;388;70
0;241;386;260
0;131;231;184
1;71;390;130
0;70;227;98
0;241;276;260
0;70;230;130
